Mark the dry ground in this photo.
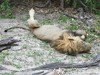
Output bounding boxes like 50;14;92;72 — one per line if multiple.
0;7;100;75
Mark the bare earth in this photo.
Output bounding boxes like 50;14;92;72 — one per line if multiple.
0;9;100;75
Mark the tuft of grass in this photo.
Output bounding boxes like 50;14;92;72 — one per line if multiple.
41;19;52;25
86;34;95;43
49;58;62;62
0;0;14;18
64;24;80;30
40;41;50;49
96;20;100;31
0;51;9;63
65;0;100;13
1;72;14;75
13;63;22;69
27;51;43;58
85;27;99;43
31;51;43;57
58;15;69;23
81;54;95;59
96;25;100;31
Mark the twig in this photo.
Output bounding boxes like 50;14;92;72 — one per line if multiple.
0;37;20;52
33;0;51;8
21;54;100;71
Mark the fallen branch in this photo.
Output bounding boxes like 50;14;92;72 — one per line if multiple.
59;9;78;20
22;54;100;71
33;0;51;8
0;55;100;75
0;37;20;52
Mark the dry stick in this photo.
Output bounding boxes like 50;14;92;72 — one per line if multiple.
0;37;20;46
0;37;20;52
0;65;8;70
31;62;99;75
33;0;51;8
79;0;88;10
60;0;64;10
59;9;77;19
23;62;98;72
59;8;91;26
22;54;100;71
0;46;11;52
0;54;100;75
0;62;98;75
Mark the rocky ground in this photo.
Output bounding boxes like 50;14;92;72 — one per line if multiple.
0;7;100;75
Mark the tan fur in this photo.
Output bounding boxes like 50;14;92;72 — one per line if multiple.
4;8;91;56
27;8;91;55
51;32;91;55
27;8;40;29
32;25;66;41
27;8;87;41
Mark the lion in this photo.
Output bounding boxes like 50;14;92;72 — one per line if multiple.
51;32;91;55
4;8;91;55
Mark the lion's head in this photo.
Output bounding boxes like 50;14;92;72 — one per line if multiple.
51;32;91;56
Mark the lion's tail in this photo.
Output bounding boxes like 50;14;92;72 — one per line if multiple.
4;9;38;32
4;26;30;32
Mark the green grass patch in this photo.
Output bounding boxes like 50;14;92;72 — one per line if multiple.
85;27;99;43
41;19;52;25
31;51;43;57
96;25;100;31
13;63;22;69
0;0;14;18
40;41;50;49
81;54;95;59
28;51;43;58
49;58;62;62
64;24;80;30
1;72;14;75
86;34;96;43
58;15;69;23
0;51;9;63
96;19;100;31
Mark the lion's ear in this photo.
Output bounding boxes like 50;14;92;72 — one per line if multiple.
68;37;74;41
